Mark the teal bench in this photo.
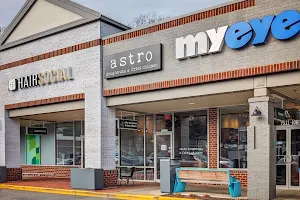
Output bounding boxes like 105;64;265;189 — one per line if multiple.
174;168;241;198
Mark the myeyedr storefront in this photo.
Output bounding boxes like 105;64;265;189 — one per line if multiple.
102;0;300;199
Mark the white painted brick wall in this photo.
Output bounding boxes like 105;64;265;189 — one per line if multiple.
103;0;300;90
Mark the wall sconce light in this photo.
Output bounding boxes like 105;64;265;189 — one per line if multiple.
251;107;262;117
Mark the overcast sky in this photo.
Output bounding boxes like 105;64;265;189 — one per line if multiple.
0;0;231;27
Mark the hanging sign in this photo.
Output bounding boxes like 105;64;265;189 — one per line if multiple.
119;119;138;130
274;107;286;121
26;127;48;135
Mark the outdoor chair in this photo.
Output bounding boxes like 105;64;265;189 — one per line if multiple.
119;167;135;185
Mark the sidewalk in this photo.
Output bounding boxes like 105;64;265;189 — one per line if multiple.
0;179;247;199
2;179;300;199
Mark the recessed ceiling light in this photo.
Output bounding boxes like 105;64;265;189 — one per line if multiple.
188;102;195;105
73;115;77;117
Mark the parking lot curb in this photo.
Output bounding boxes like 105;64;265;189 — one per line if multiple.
0;184;195;200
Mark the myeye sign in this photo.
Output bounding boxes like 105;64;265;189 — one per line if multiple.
8;67;74;91
104;44;162;79
176;10;300;59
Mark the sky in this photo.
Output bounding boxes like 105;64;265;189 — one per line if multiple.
0;0;231;27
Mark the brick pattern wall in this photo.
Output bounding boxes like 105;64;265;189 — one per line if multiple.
208;108;218;169
5;93;85;110
20;165;118;188
103;170;118;188
0;40;100;71
231;170;248;187
103;60;300;96
7;168;22;181
21;165;80;179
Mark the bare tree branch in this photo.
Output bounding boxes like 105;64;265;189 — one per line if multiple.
128;11;171;28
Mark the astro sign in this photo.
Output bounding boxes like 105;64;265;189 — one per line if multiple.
176;10;300;59
8;67;74;91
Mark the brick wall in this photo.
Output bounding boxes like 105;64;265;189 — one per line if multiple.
208;109;248;187
231;170;247;187
7;168;22;181
20;165;118;188
208;108;218;168
21;165;80;179
103;170;118;188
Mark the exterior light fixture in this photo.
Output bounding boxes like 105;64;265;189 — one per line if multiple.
251;107;262;117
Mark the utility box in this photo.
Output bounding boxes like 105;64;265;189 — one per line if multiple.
71;168;104;190
160;158;180;193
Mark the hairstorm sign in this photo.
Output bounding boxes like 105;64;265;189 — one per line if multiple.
176;10;300;59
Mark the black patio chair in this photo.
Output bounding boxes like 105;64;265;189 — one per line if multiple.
119;167;135;185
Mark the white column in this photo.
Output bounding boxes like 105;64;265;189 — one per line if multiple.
5;110;20;168
247;96;276;200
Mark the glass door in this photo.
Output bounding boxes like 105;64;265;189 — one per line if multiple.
289;128;300;187
276;126;300;189
154;133;172;180
276;128;288;187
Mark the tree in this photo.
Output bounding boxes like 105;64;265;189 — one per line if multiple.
128;11;171;28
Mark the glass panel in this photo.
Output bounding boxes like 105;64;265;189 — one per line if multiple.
75;122;81;165
132;168;144;180
146;168;154;180
146;115;154;166
276;130;287;186
56;122;74;165
116;120;119;166
82;121;85;168
174;111;207;167
26;135;41;165
156;114;172;132
220;111;249;169
290;129;300;186
120;116;145;166
156;134;171;179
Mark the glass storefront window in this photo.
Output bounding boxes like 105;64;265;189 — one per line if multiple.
220;108;249;169
174;111;208;168
120;116;145;166
56;121;84;166
146;115;154;166
156;114;172;132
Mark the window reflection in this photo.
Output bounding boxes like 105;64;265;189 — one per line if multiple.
120;116;144;166
56;121;84;166
174;111;207;168
220;108;249;169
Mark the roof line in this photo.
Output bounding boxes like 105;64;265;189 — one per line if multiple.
102;0;247;40
0;0;129;51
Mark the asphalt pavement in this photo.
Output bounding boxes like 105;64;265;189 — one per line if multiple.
0;189;116;200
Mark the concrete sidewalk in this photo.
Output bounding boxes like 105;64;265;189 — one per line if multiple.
1;179;300;199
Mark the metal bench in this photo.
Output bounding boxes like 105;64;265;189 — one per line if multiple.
174;168;241;198
22;173;55;179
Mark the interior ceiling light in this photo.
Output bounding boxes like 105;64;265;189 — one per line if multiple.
188;102;195;105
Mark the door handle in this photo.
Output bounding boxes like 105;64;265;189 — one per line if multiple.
284;156;286;163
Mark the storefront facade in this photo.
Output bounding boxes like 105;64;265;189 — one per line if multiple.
102;0;299;199
0;0;128;187
0;0;299;199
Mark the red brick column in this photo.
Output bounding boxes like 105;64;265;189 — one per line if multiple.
103;170;118;188
208;108;218;168
7;168;22;181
